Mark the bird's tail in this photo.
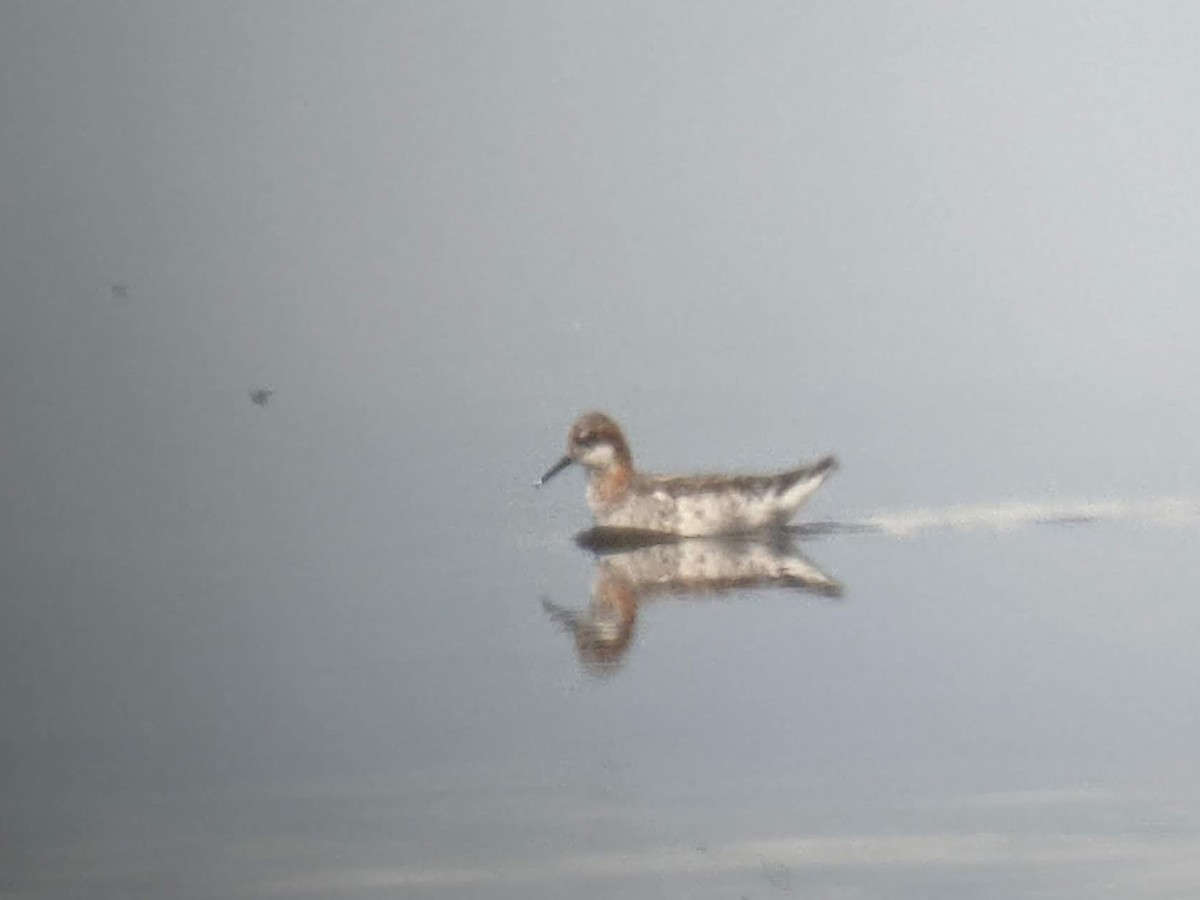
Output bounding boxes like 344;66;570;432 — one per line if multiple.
775;455;838;513
780;455;838;488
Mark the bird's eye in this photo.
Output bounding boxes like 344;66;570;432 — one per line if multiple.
578;432;594;445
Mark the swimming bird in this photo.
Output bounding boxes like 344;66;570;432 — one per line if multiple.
536;412;838;536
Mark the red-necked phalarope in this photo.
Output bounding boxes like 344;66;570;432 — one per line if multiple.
536;412;838;536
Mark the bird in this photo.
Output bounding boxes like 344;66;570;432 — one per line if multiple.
536;411;837;536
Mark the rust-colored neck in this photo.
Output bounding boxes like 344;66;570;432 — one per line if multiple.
589;462;633;506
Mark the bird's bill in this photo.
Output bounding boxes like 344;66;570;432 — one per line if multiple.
535;455;573;487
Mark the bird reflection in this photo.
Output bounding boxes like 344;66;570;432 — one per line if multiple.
543;530;842;677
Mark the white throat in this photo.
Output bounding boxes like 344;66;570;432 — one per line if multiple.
579;442;619;469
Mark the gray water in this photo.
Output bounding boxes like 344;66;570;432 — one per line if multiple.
4;4;1200;898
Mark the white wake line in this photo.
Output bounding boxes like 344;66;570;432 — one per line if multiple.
852;496;1200;537
256;832;1200;894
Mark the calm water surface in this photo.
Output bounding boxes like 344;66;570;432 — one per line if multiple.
5;403;1200;899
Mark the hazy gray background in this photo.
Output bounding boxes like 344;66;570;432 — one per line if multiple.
3;2;1200;897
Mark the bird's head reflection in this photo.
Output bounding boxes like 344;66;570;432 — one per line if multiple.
543;571;638;678
543;529;842;677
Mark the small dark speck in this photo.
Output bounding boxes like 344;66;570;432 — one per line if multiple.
110;284;130;299
249;387;274;406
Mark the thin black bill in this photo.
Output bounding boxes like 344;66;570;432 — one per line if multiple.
535;455;573;487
